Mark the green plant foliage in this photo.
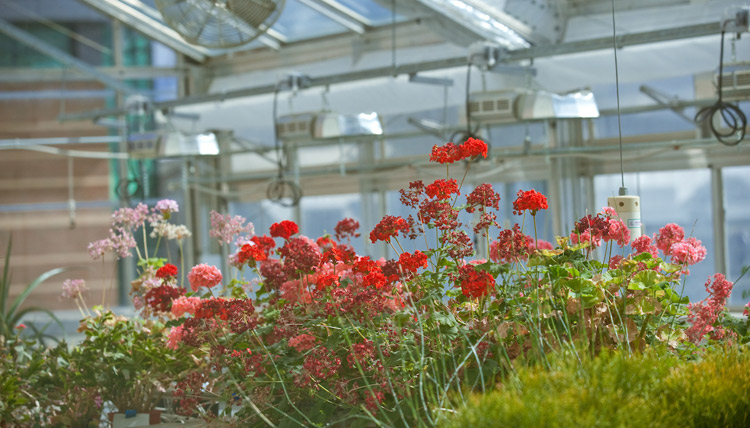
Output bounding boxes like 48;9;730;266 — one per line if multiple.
445;346;750;428
71;310;195;413
0;237;67;342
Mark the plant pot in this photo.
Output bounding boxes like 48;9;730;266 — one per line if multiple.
108;409;161;427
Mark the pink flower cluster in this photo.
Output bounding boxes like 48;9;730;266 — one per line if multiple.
155;199;179;218
631;224;707;268
61;278;86;300
188;264;223;292
171;296;201;317
209;210;254;246
686;274;734;343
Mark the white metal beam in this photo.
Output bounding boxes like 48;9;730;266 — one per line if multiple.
76;0;209;62
297;0;367;34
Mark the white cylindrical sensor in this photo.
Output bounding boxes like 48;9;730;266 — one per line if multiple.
608;195;642;240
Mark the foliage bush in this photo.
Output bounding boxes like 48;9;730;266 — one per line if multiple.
445;345;750;428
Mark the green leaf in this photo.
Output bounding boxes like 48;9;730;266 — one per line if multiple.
1;237;12;315
7;266;73;320
628;270;659;291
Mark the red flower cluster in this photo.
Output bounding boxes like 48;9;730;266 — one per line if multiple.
571;211;630;248
369;215;409;243
458;264;494;298
441;230;474;259
237;244;267;267
399;181;425;208
288;333;318;352
334;218;361;241
399;250;428;272
156;263;178;279
512;189;548;216
144;284;185;313
466;183;501;213
489;224;533;264
270;220;299;239
429;137;488;164
419;200;459;231
251;235;276;256
425;179;459;200
278;236;322;276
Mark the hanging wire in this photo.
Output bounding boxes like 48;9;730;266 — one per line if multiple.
267;86;303;207
449;63;481;144
694;21;747;146
610;0;626;194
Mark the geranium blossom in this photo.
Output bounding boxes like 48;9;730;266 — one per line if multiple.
429;138;488;164
670;237;707;266
289;333;318;352
631;235;658;258
458;264;494;298
466;183;501;213
188;264;223;292
686;274;734;343
171;296;201;317
512;189;548;216
156;263;178;279
425;179;459;200
370;216;409;243
334;218;361;241
655;223;685;256
270;220;299;240
145;284;185;313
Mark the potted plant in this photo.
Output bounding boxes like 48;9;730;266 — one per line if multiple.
69;310;194;426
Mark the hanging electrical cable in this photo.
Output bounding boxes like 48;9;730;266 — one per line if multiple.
449;63;482;144
606;0;642;240
694;21;747;146
267;86;303;207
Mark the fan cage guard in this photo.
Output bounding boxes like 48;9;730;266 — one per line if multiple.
155;0;285;48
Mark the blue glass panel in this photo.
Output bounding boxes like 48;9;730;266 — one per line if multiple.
724;166;750;309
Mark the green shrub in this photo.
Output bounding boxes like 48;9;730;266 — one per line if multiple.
655;347;750;428
446;347;750;428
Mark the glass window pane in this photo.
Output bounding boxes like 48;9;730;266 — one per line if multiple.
299;193;365;255
273;0;348;41
595;170;715;303
724;166;750;309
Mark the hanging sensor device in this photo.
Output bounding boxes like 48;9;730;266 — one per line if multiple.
607;0;643;241
608;187;642;240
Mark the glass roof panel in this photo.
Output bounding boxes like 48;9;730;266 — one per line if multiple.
272;0;350;42
333;0;401;25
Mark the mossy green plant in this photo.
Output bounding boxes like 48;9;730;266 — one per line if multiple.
446;346;750;428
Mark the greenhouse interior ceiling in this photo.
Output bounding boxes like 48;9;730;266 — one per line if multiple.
1;0;749;324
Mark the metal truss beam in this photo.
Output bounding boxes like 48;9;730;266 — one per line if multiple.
0;17;139;96
58;21;725;121
0;66;185;83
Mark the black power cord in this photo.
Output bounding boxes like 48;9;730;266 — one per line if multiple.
449;63;483;144
268;86;303;207
694;23;747;146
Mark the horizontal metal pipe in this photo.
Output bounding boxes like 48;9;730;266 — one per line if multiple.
58;21;723;122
